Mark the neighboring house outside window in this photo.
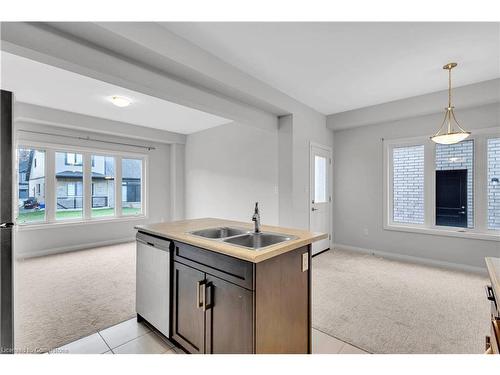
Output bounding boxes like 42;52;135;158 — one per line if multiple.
18;159;29;201
488;138;500;230
56;152;84;215
27;150;46;206
17;146;145;225
65;152;83;166
122;158;142;216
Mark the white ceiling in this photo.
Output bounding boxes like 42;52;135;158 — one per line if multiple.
162;22;500;114
0;51;231;134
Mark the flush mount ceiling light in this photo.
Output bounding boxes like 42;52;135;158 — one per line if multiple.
108;95;132;107
430;62;471;145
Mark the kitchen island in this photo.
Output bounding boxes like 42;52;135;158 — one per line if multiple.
135;217;327;354
486;257;500;354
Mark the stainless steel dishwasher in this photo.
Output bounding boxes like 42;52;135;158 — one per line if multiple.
136;231;170;337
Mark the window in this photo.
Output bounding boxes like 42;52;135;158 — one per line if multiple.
65;152;83;166
56;152;83;220
392;145;425;224
17;148;46;224
488;138;500;230
385;132;499;240
122;158;142;216
435;140;474;228
67;183;76;196
16;145;146;226
314;155;327;203
91;155;115;218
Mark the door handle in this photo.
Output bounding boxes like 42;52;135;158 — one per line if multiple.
196;280;207;309
311;208;318;211
203;282;214;311
458;211;466;215
0;222;14;228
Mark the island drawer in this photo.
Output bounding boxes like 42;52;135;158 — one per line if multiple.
173;241;254;290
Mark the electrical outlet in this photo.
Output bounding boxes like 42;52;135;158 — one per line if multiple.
302;253;309;272
363;228;369;236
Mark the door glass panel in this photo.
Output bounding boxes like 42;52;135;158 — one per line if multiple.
435;140;474;228
17;148;46;224
55;152;83;220
314;155;327;203
122;158;142;216
91;155;115;218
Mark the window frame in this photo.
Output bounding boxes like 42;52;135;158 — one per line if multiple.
15;141;148;228
383;129;499;242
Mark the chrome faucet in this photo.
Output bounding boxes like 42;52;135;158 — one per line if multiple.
252;202;261;233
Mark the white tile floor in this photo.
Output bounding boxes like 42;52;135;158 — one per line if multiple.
50;317;369;354
50;318;177;354
312;329;369;354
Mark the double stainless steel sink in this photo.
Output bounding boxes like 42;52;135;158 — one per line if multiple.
188;226;295;250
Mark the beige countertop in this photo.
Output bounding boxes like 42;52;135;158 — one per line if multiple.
135;218;327;263
486;257;500;314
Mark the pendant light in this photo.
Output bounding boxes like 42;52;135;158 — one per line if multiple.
430;62;470;145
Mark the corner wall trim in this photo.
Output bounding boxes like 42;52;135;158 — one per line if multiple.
15;237;136;260
333;243;487;275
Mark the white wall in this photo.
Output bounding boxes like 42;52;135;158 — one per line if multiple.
185;121;279;225
330;102;500;270
278;115;294;227
3;23;335;235
14;107;182;258
170;143;185;221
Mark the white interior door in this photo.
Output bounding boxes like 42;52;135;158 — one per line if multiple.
309;144;332;255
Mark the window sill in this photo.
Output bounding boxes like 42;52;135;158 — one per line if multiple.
16;215;147;231
384;223;500;241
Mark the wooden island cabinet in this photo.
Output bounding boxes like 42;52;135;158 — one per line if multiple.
171;241;310;354
136;218;326;355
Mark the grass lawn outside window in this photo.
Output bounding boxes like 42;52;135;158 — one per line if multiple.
18;207;141;224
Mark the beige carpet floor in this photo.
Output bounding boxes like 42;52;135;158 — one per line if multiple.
14;243;490;354
312;249;490;354
14;242;136;353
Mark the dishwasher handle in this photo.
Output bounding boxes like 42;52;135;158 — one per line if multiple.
136;234;170;252
486;285;496;302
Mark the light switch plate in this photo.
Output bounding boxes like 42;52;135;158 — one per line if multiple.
302;253;309;272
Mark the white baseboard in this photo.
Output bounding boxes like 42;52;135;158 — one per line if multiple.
333;243;487;275
15;237;136;260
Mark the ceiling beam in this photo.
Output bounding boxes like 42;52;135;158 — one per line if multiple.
15;102;187;145
1;22;277;132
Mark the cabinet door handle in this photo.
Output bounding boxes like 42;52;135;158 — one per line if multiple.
196;280;206;309
203;282;214;311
